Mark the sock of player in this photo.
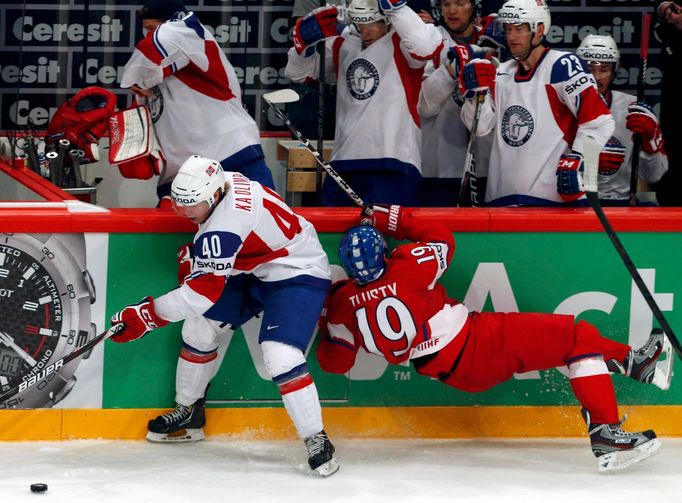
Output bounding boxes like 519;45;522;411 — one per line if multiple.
262;340;323;439
175;344;219;406
568;357;619;425
279;376;324;440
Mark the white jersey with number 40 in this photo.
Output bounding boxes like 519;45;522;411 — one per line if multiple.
155;172;330;321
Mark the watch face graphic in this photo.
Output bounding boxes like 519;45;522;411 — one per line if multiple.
0;233;95;409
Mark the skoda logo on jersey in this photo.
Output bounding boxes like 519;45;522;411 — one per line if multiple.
346;59;380;101
501;105;534;147
144;86;164;123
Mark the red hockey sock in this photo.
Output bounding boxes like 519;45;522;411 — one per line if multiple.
569;361;619;425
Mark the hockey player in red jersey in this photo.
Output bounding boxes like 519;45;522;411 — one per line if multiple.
110;155;338;477
318;205;673;472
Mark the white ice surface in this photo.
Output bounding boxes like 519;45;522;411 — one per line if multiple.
1;437;679;503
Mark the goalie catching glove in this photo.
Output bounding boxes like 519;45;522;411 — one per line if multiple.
626;102;664;155
109;105;166;180
110;297;168;343
292;6;338;55
556;153;585;201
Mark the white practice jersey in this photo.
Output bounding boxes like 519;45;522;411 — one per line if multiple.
419;26;492;180
154;172;331;322
121;12;261;185
463;48;615;205
285;7;443;177
598;90;668;202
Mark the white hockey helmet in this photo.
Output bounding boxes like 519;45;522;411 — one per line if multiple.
171;155;226;209
577;34;621;72
347;0;386;25
496;0;551;36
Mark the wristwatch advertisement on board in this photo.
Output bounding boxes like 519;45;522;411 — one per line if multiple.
0;232;96;409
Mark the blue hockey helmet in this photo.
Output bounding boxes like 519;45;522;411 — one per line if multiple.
338;225;387;284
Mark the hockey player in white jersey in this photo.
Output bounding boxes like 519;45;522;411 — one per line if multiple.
459;0;615;206
121;0;274;202
418;0;495;205
285;0;443;206
110;156;338;477
576;35;668;205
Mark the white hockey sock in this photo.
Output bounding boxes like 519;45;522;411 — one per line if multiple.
281;382;324;440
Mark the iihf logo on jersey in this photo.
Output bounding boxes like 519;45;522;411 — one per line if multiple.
501;105;534;147
346;59;380;101
144;86;164;124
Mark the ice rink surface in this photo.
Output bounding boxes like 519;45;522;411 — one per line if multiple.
1;437;679;502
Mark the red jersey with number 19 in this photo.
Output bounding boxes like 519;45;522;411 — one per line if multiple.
322;230;468;368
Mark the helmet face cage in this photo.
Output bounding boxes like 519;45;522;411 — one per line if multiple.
577;34;620;73
347;0;386;27
338;225;387;285
494;0;551;38
171;155;226;210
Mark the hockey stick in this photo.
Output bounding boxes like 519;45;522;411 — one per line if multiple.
263;89;370;212
629;12;652;206
458;92;485;207
583;135;682;360
0;324;123;405
316;2;326;205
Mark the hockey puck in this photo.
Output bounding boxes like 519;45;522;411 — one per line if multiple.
30;483;48;493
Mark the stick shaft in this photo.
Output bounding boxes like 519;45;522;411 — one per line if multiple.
265;97;368;210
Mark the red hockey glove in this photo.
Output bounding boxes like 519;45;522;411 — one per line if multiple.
459;59;495;99
293;6;338;54
177;242;194;285
598;140;626;176
446;44;488;79
556;153;585;202
110;297;168;343
626;102;664;154
369;204;407;240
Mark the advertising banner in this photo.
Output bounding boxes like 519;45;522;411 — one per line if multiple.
0;0;664;130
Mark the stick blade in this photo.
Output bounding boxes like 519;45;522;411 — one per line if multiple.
262;89;300;104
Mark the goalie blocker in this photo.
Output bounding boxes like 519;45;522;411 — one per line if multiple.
109;105;166;180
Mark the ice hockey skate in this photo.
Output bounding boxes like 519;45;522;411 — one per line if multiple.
304;431;339;477
607;328;674;390
146;399;206;443
581;408;660;473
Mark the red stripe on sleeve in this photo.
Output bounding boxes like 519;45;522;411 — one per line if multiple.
136;35;165;65
408;40;444;62
392;33;425;128
175;41;234;101
185;273;226;304
576;86;611;125
332;37;344;77
545;84;578;147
